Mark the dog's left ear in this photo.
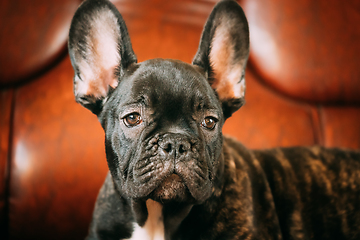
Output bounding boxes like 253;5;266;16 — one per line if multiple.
193;0;249;119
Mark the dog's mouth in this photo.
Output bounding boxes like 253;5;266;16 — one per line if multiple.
122;133;213;203
127;157;212;203
149;173;193;203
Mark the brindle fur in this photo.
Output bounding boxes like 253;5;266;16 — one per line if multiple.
68;0;360;239
88;137;360;240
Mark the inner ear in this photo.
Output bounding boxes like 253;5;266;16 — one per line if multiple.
192;0;249;118
74;11;121;99
68;0;137;114
210;20;247;101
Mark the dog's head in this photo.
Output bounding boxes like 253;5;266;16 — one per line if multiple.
68;0;249;205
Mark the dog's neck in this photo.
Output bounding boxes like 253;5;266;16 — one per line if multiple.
127;152;226;240
129;199;165;240
129;199;194;240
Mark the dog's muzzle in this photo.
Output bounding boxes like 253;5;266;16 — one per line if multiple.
127;133;212;203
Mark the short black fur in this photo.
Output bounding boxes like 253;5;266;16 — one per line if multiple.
68;1;360;240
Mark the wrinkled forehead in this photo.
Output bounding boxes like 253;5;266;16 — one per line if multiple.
126;59;220;111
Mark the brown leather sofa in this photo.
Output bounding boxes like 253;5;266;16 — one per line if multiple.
1;0;359;239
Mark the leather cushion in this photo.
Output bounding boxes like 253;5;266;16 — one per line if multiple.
0;0;80;86
243;0;360;103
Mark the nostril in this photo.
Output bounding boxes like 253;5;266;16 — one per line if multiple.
179;144;186;154
159;135;192;157
164;143;172;153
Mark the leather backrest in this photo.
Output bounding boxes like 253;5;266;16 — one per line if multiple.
242;0;360;103
0;0;81;86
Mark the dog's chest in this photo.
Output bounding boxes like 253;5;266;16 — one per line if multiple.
126;199;165;240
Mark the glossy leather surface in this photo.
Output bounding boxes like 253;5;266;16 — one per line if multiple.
9;58;107;239
1;0;359;239
0;0;81;85
243;0;360;103
0;90;13;235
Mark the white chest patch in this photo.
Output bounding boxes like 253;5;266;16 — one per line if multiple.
125;199;165;240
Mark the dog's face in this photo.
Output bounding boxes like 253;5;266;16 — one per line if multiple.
101;59;224;203
68;0;249;204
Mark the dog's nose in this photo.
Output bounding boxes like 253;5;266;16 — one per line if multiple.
160;134;191;158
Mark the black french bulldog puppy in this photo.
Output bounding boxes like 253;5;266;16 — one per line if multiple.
68;0;360;239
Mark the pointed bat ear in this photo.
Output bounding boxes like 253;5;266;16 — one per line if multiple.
193;0;249;119
68;0;137;115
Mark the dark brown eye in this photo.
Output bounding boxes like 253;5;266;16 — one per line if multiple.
201;117;217;130
123;113;142;127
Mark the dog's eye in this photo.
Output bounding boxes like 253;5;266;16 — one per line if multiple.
123;113;142;127
201;117;218;130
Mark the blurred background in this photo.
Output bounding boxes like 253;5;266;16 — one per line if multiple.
1;0;360;239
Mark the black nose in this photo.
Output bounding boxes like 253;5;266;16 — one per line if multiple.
160;134;191;158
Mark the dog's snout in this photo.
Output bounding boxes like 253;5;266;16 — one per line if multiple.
160;134;192;158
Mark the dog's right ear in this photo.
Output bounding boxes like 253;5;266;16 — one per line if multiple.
68;0;137;115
